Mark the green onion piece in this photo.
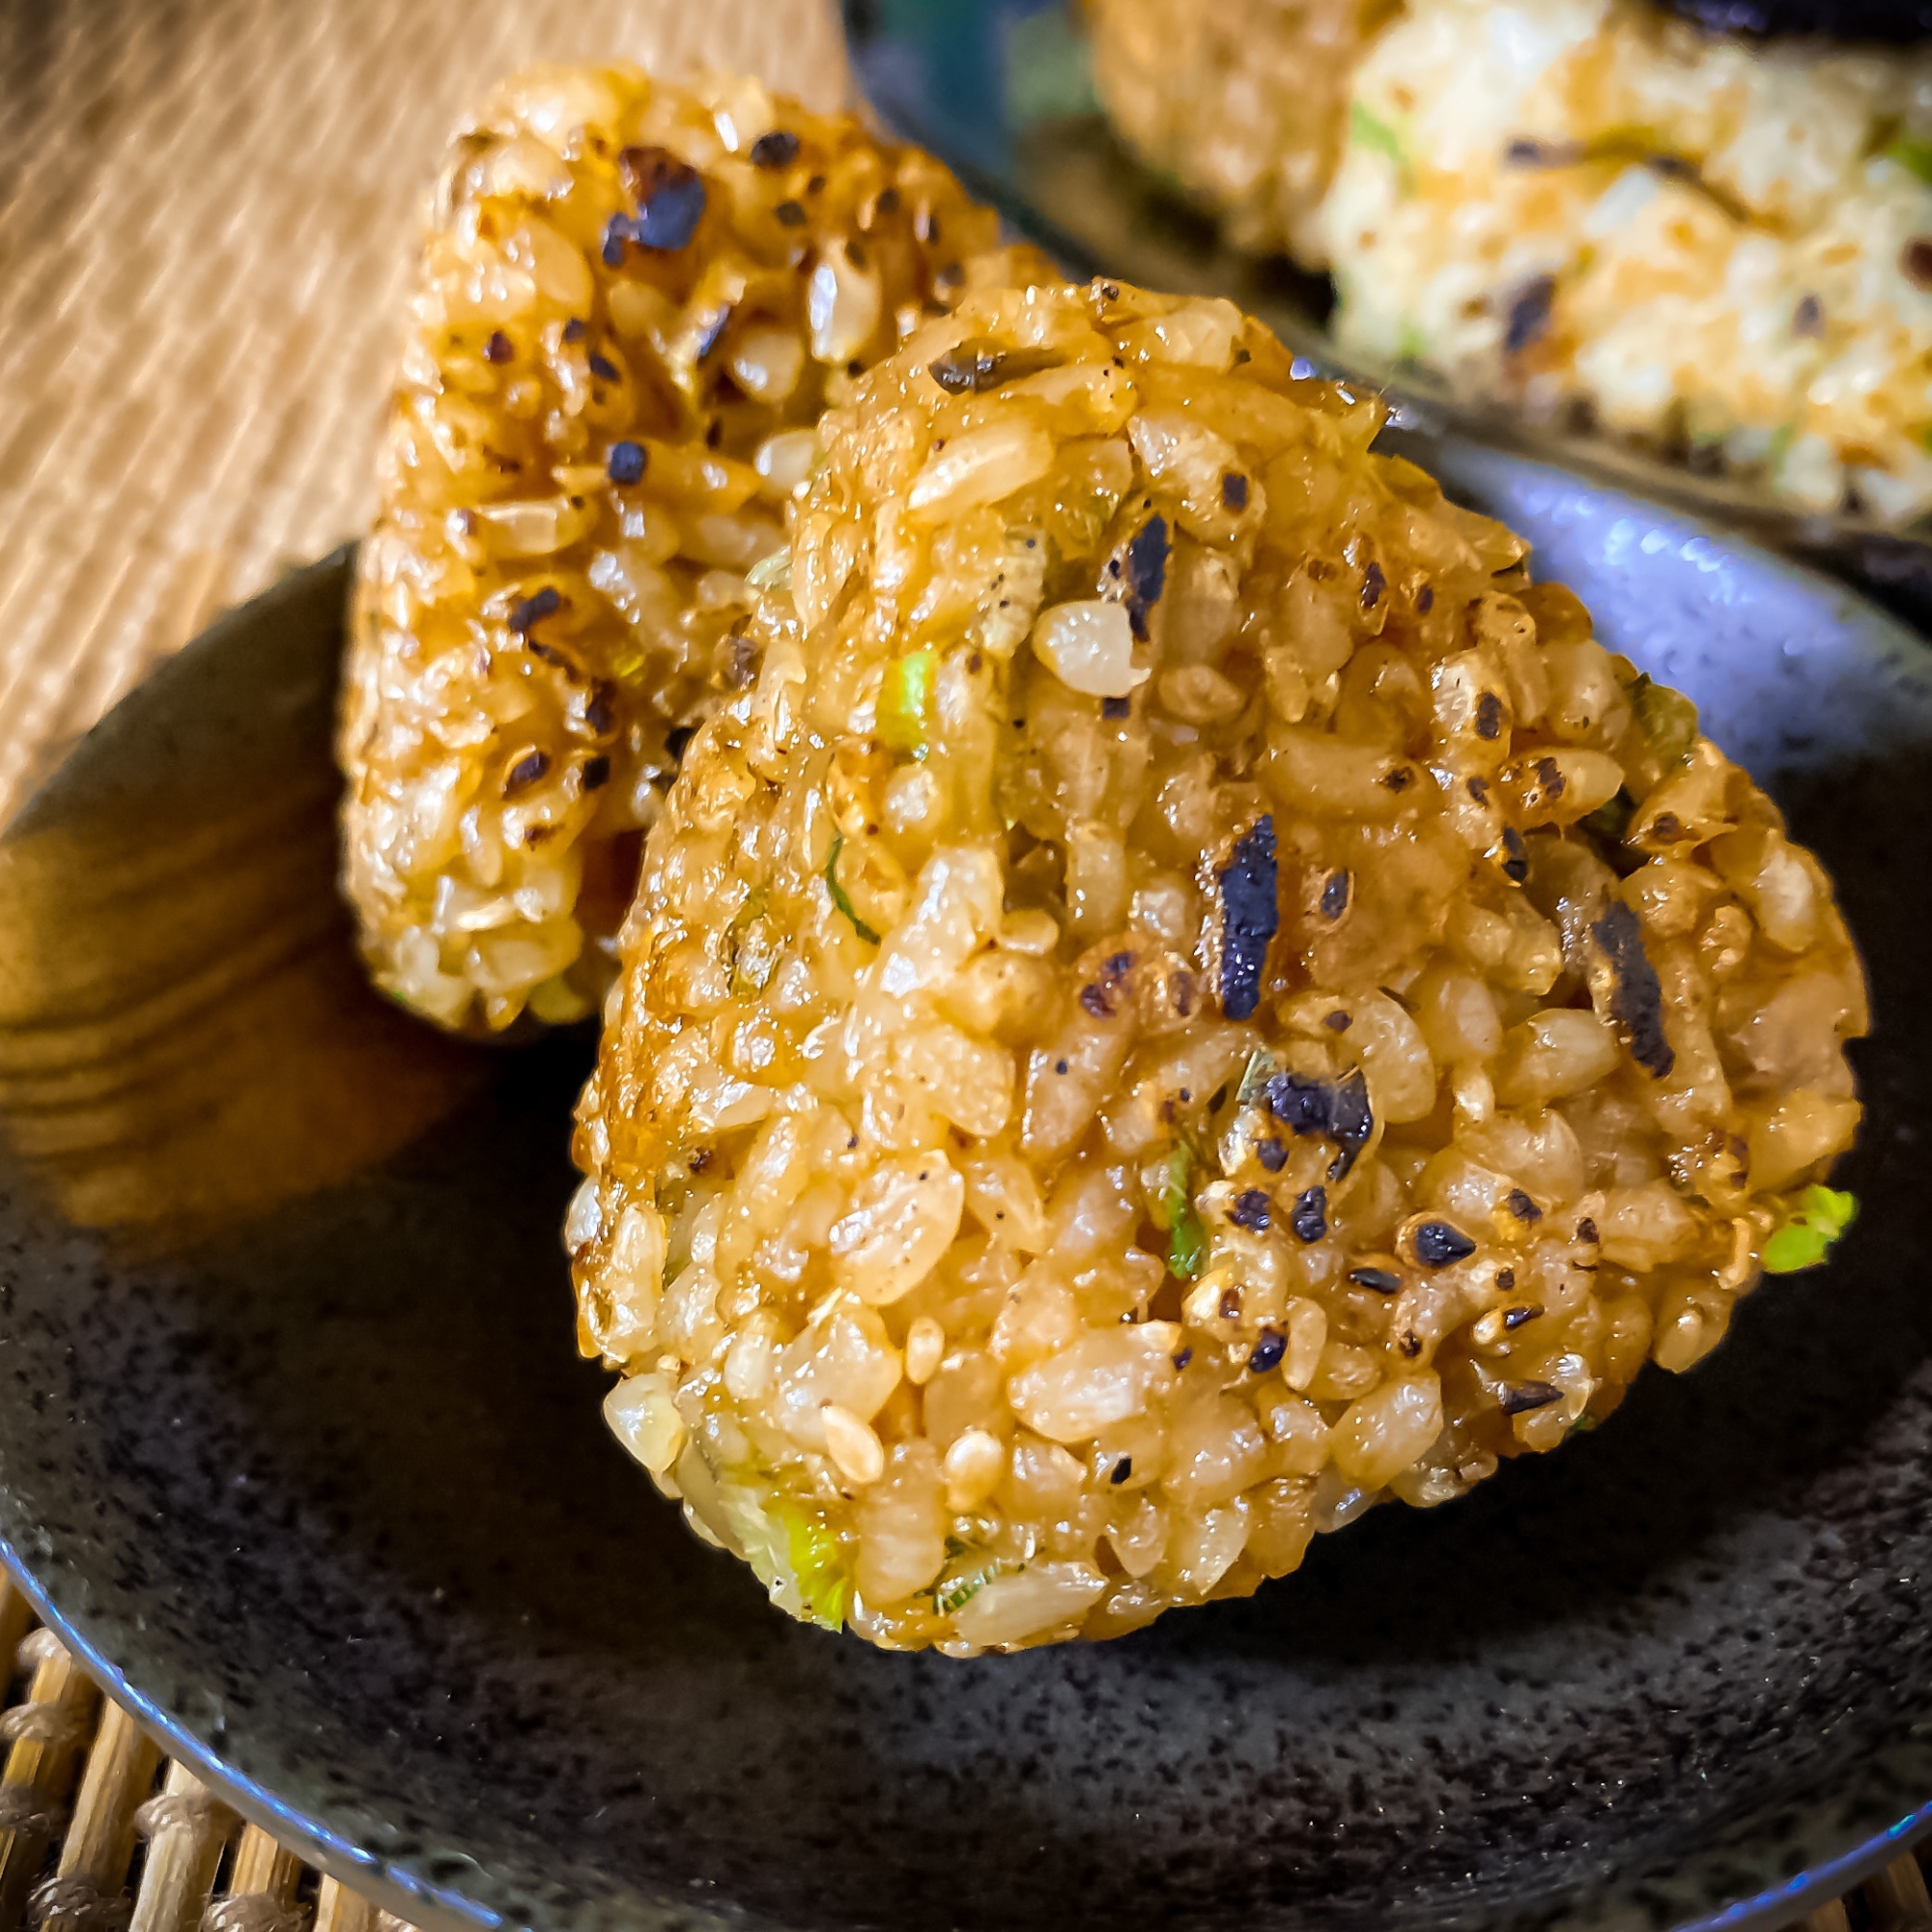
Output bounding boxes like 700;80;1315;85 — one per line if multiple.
935;1565;998;1617
1631;673;1699;771
1581;789;1635;844
1886;132;1932;184
1236;1048;1277;1109
1762;1183;1859;1274
825;834;881;945
1350;99;1408;172
876;649;936;760
772;1499;850;1631
746;547;791;592
1164;1143;1207;1282
1396;318;1427;364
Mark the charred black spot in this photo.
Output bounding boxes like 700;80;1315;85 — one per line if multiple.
774;199;807;227
1350;1266;1402;1294
1218;1285;1242;1321
1413;1220;1476;1267
1230;1188;1272;1232
1171;1347;1193;1372
1500;826;1529;883
1398;1331;1423;1359
1217;815;1278;1022
1791;293;1825;339
1220;470;1249;511
1054;1058;1070;1076
1321;868;1351;919
1101;695;1132;719
503;749;550;795
1247;1328;1287;1375
583;683;616;736
1499;1380;1564;1416
1171;970;1196;1018
484;329;513;363
1475;692;1504;740
1417;583;1435;613
1381;764;1414;792
1256;1137;1288;1173
1291;1185;1327;1243
1496;1268;1516;1292
1360;560;1385;611
562;318;588;344
1536;754;1565;798
1506;1188;1542;1224
927;339;1056;394
1590;898;1676;1077
1078;982;1116;1019
1504;274;1555;356
1323;1009;1351;1033
665;724;697;766
1903;237;1932;292
1124;516;1169;640
1466;775;1491;805
1264;1065;1373;1179
508;585;561;634
588;351;620;382
750;128;801;169
619;147;708;250
1577;1216;1600;1245
581;754;611;792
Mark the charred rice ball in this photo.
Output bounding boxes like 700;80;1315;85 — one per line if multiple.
567;279;1865;1653
340;65;1048;1033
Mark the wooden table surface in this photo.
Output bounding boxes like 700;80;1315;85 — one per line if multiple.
0;0;849;824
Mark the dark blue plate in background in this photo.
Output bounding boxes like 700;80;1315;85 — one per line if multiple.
0;460;1925;1932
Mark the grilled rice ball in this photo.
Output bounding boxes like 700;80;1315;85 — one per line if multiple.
567;279;1865;1652
340;65;1048;1033
1090;0;1932;524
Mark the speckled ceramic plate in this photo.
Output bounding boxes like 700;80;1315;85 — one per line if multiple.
0;453;1928;1932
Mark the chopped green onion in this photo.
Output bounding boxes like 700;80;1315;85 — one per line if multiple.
746;547;791;591
876;649;936;760
935;1559;1003;1617
1396;318;1427;364
1886;132;1932;184
1631;672;1699;771
770;1498;850;1631
1350;100;1409;176
1164;1143;1207;1282
1581;789;1635;843
825;834;880;945
1236;1048;1277;1109
1762;1184;1858;1274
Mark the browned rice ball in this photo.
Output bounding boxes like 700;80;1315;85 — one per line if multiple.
567;278;1865;1652
339;65;1048;1033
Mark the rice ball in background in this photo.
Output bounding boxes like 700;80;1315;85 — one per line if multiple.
568;278;1864;1653
340;64;1047;1035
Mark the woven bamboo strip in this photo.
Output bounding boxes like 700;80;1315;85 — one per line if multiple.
128;1765;238;1932
29;1696;162;1930
0;1632;101;1930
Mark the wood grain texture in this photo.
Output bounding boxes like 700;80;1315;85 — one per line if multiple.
0;0;849;823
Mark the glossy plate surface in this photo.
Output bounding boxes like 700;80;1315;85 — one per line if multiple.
0;466;1927;1932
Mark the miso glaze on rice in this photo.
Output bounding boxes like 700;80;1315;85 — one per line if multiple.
340;65;1046;1034
567;278;1865;1653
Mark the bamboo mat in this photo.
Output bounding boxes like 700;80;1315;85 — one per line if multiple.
0;3;1928;1927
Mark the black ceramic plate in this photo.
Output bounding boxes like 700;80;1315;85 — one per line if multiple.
0;453;1928;1932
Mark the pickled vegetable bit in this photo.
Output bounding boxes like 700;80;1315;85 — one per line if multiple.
339;65;1048;1033
570;278;1865;1653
